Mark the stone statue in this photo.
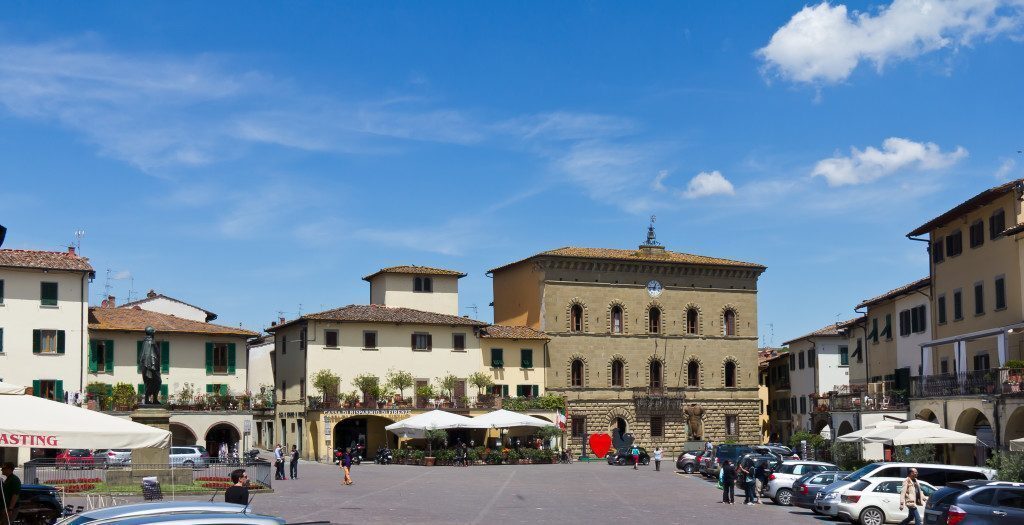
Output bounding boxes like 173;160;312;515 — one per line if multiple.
683;403;705;440
139;326;162;405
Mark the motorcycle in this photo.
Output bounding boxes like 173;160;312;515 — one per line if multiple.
375;447;393;465
245;449;261;462
334;448;362;465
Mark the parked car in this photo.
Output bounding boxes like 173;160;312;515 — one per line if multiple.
607;447;650;466
766;460;838;505
676;450;704;473
56;449;97;468
813;462;996;518
835;477;937;525
15;484;63;525
56;502;247;525
737;453;781;472
168;446;209;468
753;445;800;461
701;444;754;479
80;511;285;525
94;449;132;467
923;480;1024;525
792;471;850;509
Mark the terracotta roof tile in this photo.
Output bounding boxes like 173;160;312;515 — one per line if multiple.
489;246;765;273
120;290;218;321
89;307;257;337
478;325;549;340
782;319;859;346
362;265;467;281
908;178;1023;236
0;249;94;273
1002;223;1024;237
269;304;487;332
856;277;930;309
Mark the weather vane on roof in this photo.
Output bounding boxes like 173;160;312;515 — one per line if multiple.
644;215;659;246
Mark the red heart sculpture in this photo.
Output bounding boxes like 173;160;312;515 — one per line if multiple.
589;433;612;458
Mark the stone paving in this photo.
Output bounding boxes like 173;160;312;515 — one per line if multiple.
59;459;838;524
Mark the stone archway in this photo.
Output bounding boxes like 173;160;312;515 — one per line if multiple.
954;408;993;466
1005;406;1024;444
332;415;398;458
812;419;829;435
169;423;197;447
916;408;939;424
837;421;854;437
205;422;241;457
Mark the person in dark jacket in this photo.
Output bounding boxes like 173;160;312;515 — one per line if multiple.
340;448;353;486
289;445;299;479
721;461;736;504
754;461;769;504
224;469;249;506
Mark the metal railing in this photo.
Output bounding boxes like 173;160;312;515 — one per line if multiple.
912;368;1024;397
22;460;273;494
90;393;273;412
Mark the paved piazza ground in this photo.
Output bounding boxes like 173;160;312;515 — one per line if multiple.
68;460;836;524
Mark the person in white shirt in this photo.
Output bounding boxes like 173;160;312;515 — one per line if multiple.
273;444;285;480
653;447;663;471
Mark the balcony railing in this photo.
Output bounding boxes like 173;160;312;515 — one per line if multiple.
304;393;565;412
91;393;270;412
912;368;1024;398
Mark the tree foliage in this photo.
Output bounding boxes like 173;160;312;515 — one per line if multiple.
468;372;494;395
891;444;937;463
989;451;1024;482
312;369;341;397
386;369;414;400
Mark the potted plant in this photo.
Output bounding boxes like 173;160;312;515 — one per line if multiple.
415;384;437;408
424;428;447;466
111;382;136;411
386;369;415;405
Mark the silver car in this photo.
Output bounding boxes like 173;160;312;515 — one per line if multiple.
169;446;209;468
94;449;132;467
56;502;247;525
87;512;284;525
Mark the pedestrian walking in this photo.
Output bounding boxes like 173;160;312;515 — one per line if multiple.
898;468;926;525
653;447;662;471
340;448;353;485
720;461;736;504
1;462;21;525
224;469;249;506
754;460;768;504
273;444;285;480
630;445;640;470
738;462;755;505
289;445;299;479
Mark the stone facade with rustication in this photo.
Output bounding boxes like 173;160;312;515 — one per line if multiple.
491;241;766;457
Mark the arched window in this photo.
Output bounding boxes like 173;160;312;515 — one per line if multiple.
725;361;737;388
571;359;584;387
570;304;584;332
649;307;661;334
422;277;433;292
687;360;700;387
649;360;662;389
686;308;699;334
414;277;423;292
611;359;624;387
723;309;736;336
610;306;623;334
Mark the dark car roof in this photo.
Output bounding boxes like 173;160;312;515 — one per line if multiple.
22;484;57;491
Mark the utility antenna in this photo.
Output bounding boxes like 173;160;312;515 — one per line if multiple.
103;269;113;299
73;229;85;252
466;304;478;318
768;323;775;347
297;303;303;315
127;276;136;303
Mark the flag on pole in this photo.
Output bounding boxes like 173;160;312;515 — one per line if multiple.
557;409;567;430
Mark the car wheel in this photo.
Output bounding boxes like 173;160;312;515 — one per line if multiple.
641;458;650;466
776;488;793;506
683;463;695;474
184;460;195;467
859;506;885;525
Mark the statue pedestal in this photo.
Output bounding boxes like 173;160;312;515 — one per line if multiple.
110;406;185;487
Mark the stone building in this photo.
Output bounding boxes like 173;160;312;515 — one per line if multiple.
490;229;766;455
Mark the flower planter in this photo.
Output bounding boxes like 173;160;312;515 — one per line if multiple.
424;457;436;466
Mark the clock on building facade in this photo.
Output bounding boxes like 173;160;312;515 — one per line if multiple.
646;280;663;298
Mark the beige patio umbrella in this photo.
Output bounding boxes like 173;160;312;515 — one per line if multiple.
836;419;937;443
1010;437;1024;452
863;423;977;446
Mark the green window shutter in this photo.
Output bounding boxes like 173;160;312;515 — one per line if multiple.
206;384;214;394
491;348;503;368
137;341;143;373
521;349;533;368
0;279;4;303
205;343;214;374
57;330;66;354
227;343;237;374
138;384;144;395
160;384;168;399
881;314;892;339
220;384;228;396
32;379;41;397
515;385;524;397
105;384;113;397
0;328;4;353
32;330;41;354
532;385;539;397
88;341;98;373
160;341;170;374
55;380;64;401
105;341;114;373
501;385;509;397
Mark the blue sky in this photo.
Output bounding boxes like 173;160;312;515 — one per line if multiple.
1;1;1021;343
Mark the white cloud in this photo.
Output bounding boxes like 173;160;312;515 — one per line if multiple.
995;158;1017;179
683;171;736;198
812;137;967;186
499;112;636;141
758;0;1024;84
651;170;670;192
555;141;664;214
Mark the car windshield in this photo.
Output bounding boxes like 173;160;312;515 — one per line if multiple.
69;450;90;456
844;462;882;482
194;446;208;455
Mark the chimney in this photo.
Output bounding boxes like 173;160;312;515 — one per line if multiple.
67;246;76;256
106;295;116;308
279;316;286;325
271;321;277;327
101;298;108;308
147;290;158;299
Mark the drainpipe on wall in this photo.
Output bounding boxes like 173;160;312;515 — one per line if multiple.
853;308;868;432
906;233;932;411
80;270;87;392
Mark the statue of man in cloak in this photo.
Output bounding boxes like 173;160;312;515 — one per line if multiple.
139;326;162;405
683;403;705;440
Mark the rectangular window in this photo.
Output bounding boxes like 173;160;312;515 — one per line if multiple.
212;343;229;374
937;295;947;324
882;314;892;340
790;397;797;413
90;339;115;373
0;279;4;304
650;416;664;438
300;328;307;352
300;378;306;398
281;380;286;401
206;383;228;396
995;276;1007;310
325;330;339;348
839;346;849;366
899;310;911;337
452;333;466;351
363;331;377;349
515;385;538;398
973;353;990;371
969;220;985;248
808;349;816;368
280;334;286;355
413;276;433;292
799;396;807;414
946;231;962;257
871;318;879;343
571;416;586;438
940;359;949;375
789;354;795;371
0;327;3;353
33;379;61;400
990;208;1006;239
953;290;963;321
911;305;926;333
798;352;805;370
725;415;738;437
411;333;432;351
974;283;985;315
34;329;63;354
520;348;533;368
490;348;504;368
932;240;944;263
40;282;58;306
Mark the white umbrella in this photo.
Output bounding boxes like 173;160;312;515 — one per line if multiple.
384;409;476;438
468;409;556;429
863;424;977;446
1011;438;1024;452
0;383;170;449
836;419;938;443
819;425;832;440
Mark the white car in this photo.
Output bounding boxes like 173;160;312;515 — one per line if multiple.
834;477;936;525
767;461;838;505
94;449;132;466
168;446;209;468
55;502;246;525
